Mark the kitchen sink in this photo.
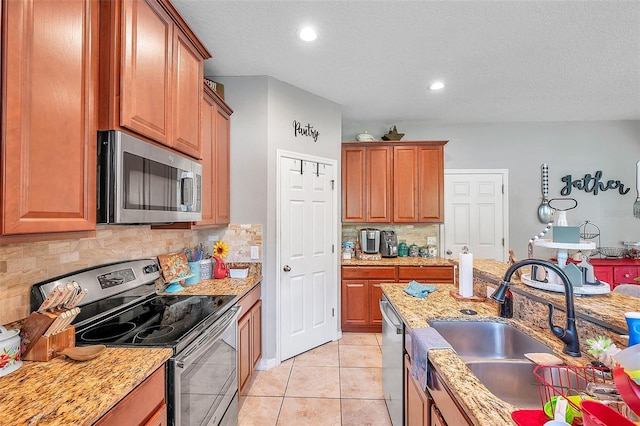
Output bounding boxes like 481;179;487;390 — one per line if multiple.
427;320;552;359
465;360;542;408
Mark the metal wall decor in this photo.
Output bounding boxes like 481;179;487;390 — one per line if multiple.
560;170;630;196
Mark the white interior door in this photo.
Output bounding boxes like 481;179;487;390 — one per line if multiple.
279;153;337;361
443;169;508;261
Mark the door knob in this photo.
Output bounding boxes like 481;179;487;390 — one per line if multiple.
283;265;291;272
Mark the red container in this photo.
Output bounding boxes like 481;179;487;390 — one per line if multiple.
581;400;635;426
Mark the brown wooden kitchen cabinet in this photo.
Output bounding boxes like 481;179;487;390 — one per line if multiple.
1;0;98;237
152;83;233;230
342;141;447;224
341;266;396;332
238;283;262;397
95;364;166;426
405;354;431;426
397;266;455;284
98;0;210;159
341;264;454;332
342;145;393;222
393;145;445;222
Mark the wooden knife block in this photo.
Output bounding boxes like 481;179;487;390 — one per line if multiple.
23;326;75;361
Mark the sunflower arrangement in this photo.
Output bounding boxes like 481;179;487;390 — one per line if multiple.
213;241;229;259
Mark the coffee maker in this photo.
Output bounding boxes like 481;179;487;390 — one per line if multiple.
380;230;398;258
360;228;380;254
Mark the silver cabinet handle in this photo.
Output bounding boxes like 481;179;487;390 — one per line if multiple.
283;265;291;272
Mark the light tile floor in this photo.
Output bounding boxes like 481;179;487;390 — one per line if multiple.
238;332;393;426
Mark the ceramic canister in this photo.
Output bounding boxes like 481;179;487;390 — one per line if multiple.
0;326;22;377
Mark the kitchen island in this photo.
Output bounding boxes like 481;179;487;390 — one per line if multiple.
382;257;637;425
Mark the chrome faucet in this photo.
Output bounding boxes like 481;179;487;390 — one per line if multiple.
490;259;581;357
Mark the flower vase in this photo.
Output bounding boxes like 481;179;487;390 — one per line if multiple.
213;256;228;279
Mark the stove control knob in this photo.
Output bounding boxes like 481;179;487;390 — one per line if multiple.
283;265;291;272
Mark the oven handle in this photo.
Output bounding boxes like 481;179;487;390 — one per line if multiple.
174;305;240;368
180;171;196;211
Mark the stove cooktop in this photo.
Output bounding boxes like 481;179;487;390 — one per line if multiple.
75;293;237;349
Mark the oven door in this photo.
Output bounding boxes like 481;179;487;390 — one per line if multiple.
169;305;240;426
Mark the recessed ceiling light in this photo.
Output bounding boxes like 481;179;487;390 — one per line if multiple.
298;27;317;42
429;81;445;91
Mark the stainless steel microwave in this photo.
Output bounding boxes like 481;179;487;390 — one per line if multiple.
97;130;202;224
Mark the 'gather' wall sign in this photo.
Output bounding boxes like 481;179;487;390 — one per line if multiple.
293;120;319;143
560;170;630;196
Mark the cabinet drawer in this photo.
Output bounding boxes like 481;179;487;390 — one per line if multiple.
614;267;640;284
342;266;396;280
398;266;454;283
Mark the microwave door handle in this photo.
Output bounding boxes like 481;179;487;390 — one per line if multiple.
180;171;196;211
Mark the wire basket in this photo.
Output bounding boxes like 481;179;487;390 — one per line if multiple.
534;365;611;422
599;247;627;258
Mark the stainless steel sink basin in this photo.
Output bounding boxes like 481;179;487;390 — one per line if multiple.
465;360;593;409
465;360;541;408
428;320;551;359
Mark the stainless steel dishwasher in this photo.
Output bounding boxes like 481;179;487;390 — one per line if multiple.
380;294;404;426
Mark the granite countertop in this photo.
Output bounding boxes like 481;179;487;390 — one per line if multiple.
381;283;591;426
0;347;172;425
156;274;262;297
342;256;454;267
470;258;634;333
1;273;262;426
383;256;638;425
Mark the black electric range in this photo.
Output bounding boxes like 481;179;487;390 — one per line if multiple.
30;258;237;354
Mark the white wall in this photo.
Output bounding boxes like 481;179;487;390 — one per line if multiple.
215;76;342;365
343;121;640;259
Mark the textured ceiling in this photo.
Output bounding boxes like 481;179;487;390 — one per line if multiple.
172;0;640;124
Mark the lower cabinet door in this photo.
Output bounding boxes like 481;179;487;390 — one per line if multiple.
342;280;369;327
238;312;252;395
405;355;430;426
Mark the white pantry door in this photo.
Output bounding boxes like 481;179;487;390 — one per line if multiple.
279;153;337;361
443;169;508;261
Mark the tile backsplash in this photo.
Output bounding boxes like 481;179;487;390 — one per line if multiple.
341;223;440;248
0;224;262;324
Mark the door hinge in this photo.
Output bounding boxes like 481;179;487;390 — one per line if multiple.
332;308;335;317
332;244;335;253
502;238;505;246
502;184;504;194
331;179;335;190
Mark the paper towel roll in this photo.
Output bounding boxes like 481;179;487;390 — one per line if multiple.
459;252;474;297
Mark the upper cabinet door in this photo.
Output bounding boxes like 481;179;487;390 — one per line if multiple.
213;102;231;224
171;30;203;159
2;0;98;235
342;147;367;222
393;146;419;222
120;0;173;145
366;146;392;223
418;145;445;222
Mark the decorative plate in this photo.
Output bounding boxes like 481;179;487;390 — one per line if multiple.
157;252;191;283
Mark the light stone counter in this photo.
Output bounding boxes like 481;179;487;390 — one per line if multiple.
2;271;261;426
157;274;262;297
381;283;591;426
0;347;172;425
382;257;638;425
